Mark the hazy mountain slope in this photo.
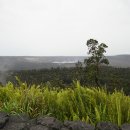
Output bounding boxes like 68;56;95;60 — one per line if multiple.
0;55;130;72
108;55;130;68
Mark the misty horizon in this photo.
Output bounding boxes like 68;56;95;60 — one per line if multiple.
0;54;130;57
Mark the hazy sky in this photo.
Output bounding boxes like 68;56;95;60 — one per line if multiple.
0;0;130;56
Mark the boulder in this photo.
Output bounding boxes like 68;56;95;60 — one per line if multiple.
37;116;63;130
9;114;30;123
26;118;37;128
96;122;119;130
2;122;28;130
29;125;49;130
64;121;95;130
121;124;130;130
0;112;9;128
61;127;69;130
1;114;30;130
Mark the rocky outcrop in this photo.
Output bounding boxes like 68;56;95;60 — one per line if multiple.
121;124;130;130
96;122;119;130
37;117;63;130
0;112;130;130
0;112;9;129
64;121;95;130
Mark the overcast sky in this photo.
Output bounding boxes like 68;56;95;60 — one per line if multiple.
0;0;130;56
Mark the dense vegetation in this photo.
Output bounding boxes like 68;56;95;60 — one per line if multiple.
7;66;130;94
0;81;130;126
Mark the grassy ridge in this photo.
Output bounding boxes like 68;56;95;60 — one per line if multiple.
0;81;130;126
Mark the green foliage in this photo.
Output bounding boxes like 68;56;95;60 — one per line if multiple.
1;81;130;126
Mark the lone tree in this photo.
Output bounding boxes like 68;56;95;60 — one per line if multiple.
84;39;109;86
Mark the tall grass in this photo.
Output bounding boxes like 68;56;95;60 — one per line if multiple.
0;81;130;126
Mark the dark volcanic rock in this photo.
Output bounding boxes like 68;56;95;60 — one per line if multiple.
0;112;9;128
64;121;95;130
29;125;49;130
37;117;63;130
121;124;130;130
26;118;37;128
2;122;28;130
61;127;69;130
96;122;119;130
1;113;29;130
9;114;30;123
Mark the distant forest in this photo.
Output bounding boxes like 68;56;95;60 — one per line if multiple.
6;66;130;95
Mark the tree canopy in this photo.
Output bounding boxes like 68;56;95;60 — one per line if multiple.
84;39;109;86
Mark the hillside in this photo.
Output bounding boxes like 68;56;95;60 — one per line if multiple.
0;55;130;72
